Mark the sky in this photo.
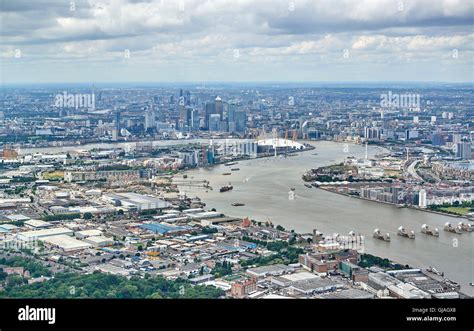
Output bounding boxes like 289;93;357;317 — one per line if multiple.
0;0;473;84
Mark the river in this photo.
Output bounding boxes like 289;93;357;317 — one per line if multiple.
19;139;473;295
178;141;473;295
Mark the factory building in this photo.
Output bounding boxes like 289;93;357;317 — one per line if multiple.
41;234;91;253
103;192;171;211
17;227;74;241
83;236;114;247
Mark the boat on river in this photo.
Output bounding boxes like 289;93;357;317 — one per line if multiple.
231;202;245;207
220;184;233;193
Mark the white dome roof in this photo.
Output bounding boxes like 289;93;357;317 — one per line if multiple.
257;138;305;149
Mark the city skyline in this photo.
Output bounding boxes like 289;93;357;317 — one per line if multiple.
1;0;473;84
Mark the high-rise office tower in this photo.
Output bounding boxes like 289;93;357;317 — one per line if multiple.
227;101;237;132
228;101;236;122
235;111;246;132
190;108;200;129
115;111;121;135
418;189;427;208
215;96;223;117
209;114;221;132
144;106;155;131
205;101;216;129
456;142;472;160
185;90;191;106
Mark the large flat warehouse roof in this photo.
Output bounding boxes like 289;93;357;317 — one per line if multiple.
41;234;91;251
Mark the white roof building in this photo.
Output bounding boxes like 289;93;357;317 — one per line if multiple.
5;214;31;222
83;236;114;247
24;219;53;229
41;235;91;252
257;138;305;149
17;227;74;241
103;192;171;211
75;229;103;239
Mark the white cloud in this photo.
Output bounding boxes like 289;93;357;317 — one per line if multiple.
0;0;472;82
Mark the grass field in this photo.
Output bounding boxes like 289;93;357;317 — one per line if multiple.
42;171;64;180
438;207;471;216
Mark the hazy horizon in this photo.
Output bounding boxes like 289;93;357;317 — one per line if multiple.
0;81;474;88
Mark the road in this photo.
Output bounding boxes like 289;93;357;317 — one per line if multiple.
406;159;423;181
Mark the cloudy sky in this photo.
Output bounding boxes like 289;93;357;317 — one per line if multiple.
1;0;473;83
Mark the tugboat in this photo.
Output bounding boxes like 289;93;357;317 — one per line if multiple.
444;222;463;234
231;202;245;207
220;184;233;193
373;228;390;242
397;226;415;239
421;224;439;237
458;221;473;232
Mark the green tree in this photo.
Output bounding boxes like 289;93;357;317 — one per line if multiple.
6;275;25;288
